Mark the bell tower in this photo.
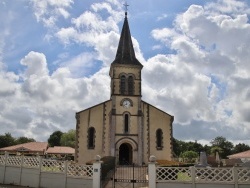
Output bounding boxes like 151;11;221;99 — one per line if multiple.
109;12;143;97
109;10;144;164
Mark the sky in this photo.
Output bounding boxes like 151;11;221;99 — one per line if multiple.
0;0;250;146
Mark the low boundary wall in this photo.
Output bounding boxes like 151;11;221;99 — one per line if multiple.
155;166;250;188
147;155;250;188
0;154;93;188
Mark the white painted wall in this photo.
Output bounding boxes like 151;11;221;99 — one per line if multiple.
20;168;40;187
0;166;93;188
0;155;93;188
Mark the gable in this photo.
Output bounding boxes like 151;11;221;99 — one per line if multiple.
141;100;174;120
76;100;112;115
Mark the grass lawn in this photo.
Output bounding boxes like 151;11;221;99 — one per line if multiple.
177;172;192;181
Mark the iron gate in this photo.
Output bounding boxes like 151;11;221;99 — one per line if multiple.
112;164;148;188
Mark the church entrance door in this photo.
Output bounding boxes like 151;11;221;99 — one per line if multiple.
119;143;132;165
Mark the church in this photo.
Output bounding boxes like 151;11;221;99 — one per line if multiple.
75;11;174;165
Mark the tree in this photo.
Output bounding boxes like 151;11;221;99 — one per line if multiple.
15;137;36;145
233;143;250;154
0;133;16;148
173;138;205;157
180;151;198;163
173;138;188;157
60;129;76;148
186;141;204;153
210;136;233;158
210;146;223;156
203;145;212;155
48;131;63;147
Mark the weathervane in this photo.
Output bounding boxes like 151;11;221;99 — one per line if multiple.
123;1;129;16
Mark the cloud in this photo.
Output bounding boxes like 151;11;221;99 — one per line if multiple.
21;51;49;77
147;0;250;143
30;0;73;28
0;50;110;141
0;0;250;145
157;13;168;21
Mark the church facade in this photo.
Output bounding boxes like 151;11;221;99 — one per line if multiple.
75;12;174;165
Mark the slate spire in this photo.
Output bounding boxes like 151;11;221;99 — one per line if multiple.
112;12;142;66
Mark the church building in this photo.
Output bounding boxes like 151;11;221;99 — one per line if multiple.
75;11;174;165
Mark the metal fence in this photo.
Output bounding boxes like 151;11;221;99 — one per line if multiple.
112;164;148;188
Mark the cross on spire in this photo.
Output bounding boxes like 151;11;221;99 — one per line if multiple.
123;2;129;16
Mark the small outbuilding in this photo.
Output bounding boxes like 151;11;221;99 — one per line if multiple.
45;146;75;160
0;142;48;155
228;150;250;162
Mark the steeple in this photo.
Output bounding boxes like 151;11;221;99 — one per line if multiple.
112;12;142;66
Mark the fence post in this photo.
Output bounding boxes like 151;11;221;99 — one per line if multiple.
233;167;238;188
93;155;102;188
2;151;8;184
38;156;42;188
64;161;68;188
191;166;195;188
148;155;156;188
19;155;24;185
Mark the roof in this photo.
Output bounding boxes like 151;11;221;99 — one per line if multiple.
141;100;174;119
222;159;243;167
228;150;250;159
46;146;75;154
111;13;142;66
0;142;48;153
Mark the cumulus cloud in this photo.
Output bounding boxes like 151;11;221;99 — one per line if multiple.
0;0;250;145
147;0;250;142
30;0;73;28
0;50;110;141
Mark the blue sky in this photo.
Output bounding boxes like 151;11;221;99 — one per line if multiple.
1;0;250;146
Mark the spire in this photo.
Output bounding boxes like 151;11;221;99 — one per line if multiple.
112;9;142;66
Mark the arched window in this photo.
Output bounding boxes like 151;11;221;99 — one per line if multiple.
124;114;129;133
156;129;163;150
120;75;126;95
88;127;95;149
128;76;134;95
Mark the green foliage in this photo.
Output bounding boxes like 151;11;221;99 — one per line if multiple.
15;137;36;145
203;145;212;155
210;136;234;158
180;151;198;162
0;133;36;148
60;129;76;148
210;146;223;155
0;133;16;148
48;131;63;147
233;143;250;154
173;138;204;157
173;136;249;159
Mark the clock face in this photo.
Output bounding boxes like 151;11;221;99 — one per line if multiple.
123;100;131;108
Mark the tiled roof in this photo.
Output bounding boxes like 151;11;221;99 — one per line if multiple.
0;142;48;152
46;146;75;154
228;150;250;159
